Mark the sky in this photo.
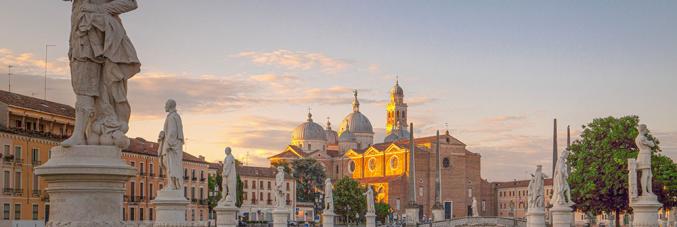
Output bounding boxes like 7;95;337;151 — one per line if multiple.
1;1;676;181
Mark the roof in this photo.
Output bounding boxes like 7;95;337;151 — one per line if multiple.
237;165;291;179
209;162;222;170
493;178;553;189
124;137;209;164
0;90;75;118
268;145;308;159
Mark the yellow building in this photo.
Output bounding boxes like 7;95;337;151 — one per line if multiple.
0;90;75;226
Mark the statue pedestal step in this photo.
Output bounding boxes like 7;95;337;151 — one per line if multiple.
272;208;289;227
215;205;239;227
322;211;336;227
34;145;136;227
405;207;419;227
550;205;573;227
526;208;546;227
631;196;662;227
366;212;377;227
152;189;190;225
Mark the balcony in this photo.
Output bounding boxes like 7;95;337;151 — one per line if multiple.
191;198;198;203
31;160;42;165
251;199;257;204
199;199;208;205
13;188;23;196
267;199;272;205
32;190;40;197
2;188;13;195
14;158;23;165
183;176;189;180
200;177;206;182
149;173;155;177
139;171;146;176
191;177;197;181
159;173;166;178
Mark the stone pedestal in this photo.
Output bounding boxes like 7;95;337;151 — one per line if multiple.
432;208;444;221
272;208;289;227
366;212;376;227
215;205;239;227
631;196;662;227
405;207;419;226
322;211;336;227
152;189;190;225
34;145;136;227
550;205;573;227
526;208;546;227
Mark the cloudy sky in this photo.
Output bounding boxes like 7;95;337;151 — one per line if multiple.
1;1;676;181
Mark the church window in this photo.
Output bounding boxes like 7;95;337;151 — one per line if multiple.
335;165;339;174
389;156;399;170
308;144;311;150
348;160;356;173
443;158;450;168
367;158;376;172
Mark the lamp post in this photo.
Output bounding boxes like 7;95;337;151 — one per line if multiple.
44;44;55;100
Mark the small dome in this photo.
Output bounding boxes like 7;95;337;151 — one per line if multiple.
391;79;404;96
338;125;355;143
384;122;410;143
338;90;374;135
325;120;338;145
291;113;327;141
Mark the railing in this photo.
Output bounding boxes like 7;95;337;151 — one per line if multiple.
149;173;155;177
13;188;23;196
191;177;197;181
139;171;145;176
32;190;40;197
200;177;206;181
199;199;208;205
424;216;527;227
183;176;189;180
14;158;23;165
31;160;41;165
2;188;13;195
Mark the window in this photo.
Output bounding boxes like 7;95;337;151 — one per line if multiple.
139;208;144;220
149;184;154;199
3;145;9;156
389;156;399;169
130;207;135;221
349;160;356;173
243;192;247;200
260;181;263;189
442;158;450;168
15;120;21;128
32;204;38;220
419;186;423;197
367;158;376;172
14;146;21;162
184;187;187;198
31;148;39;164
130;161;135;167
3;204;8;220
130;182;135;198
3;171;9;189
191;209;195;221
252;181;256;189
244;180;248;189
14;204;20;220
286;182;290;191
267;181;271;190
123;208;126;221
32;174;38;193
140;182;144;198
199;188;204;200
14;172;21;191
150;164;154;175
149;208;154;220
308;144;311;150
140;163;145;175
191;187;195;200
482;200;486;212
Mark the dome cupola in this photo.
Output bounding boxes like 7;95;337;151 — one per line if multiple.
338;90;375;149
325;118;338;145
291;112;327;152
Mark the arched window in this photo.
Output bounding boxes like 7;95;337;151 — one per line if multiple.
389;156;399;170
348;160;356;173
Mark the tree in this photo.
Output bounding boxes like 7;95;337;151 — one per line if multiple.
334;177;366;223
290;158;327;202
375;202;390;223
652;155;677;209
568;115;677;226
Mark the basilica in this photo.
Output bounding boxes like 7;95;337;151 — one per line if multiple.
269;81;495;219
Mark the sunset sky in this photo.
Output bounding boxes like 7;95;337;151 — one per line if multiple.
1;1;676;181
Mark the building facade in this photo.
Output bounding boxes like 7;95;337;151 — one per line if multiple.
237;166;300;222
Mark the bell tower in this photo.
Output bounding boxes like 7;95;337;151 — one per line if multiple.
386;78;408;135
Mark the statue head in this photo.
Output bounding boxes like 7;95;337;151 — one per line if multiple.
224;147;231;155
536;165;542;172
638;124;648;135
165;99;177;112
325;178;331;185
277;166;284;172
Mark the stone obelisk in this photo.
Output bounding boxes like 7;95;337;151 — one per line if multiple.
34;1;139;226
432;130;445;221
405;123;419;226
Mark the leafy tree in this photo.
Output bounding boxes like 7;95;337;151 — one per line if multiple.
207;174;221;209
290;158;327;202
568;115;677;226
653;155;677;208
334;177;366;223
375;202;390;223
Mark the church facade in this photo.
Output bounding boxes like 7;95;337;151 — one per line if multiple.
269;81;495;219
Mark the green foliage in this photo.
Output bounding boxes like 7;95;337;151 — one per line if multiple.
374;202;390;223
568;115;677;216
290;158;327;202
334;177;366;223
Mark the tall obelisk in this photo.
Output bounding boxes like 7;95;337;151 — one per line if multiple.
552;119;558;176
432;130;444;221
405;122;419;226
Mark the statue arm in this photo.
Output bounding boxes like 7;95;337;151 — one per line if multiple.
100;0;138;15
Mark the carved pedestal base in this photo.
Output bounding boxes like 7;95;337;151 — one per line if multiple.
631;195;662;227
322;211;336;227
34;145;135;227
405;207;419;227
215;205;239;227
526;208;546;227
152;189;190;226
550;205;573;227
432;208;444;222
272;208;289;227
366;212;376;227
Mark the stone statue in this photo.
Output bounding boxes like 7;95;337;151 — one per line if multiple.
275;166;286;209
219;147;237;206
364;186;375;214
528;165;545;208
61;0;141;149
472;197;479;217
628;159;638;201
324;178;334;212
551;149;573;206
158;99;184;190
635;124;655;196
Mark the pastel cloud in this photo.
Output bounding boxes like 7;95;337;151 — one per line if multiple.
236;49;349;73
0;48;69;77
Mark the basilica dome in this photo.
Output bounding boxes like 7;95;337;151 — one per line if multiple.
338;125;355;143
291;113;327;142
338;90;374;135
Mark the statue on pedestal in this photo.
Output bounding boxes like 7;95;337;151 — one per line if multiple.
324;178;334;212
61;0;141;149
528;165;545;209
158;99;184;190
364;186;375;214
275;166;286;209
219;147;237;206
472;197;479;217
635;124;655;197
551;149;573;206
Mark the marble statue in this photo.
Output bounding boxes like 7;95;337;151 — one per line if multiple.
364;186;375;214
61;0;141;149
528;165;545;208
158;99;184;190
472;197;479;217
551;149;573;206
324;178;334;212
635;124;655;196
275;166;286;209
628;159;638;200
220;147;237;206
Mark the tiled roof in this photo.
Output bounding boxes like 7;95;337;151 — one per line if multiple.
493;178;553;189
268;145;308;159
124;137;208;164
0;90;75;118
209;162;222;170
